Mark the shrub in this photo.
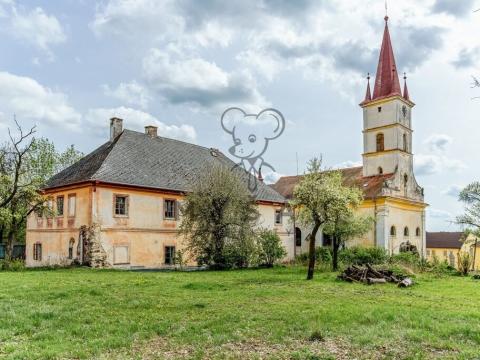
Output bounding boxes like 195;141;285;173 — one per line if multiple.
257;229;286;267
339;246;388;266
293;247;332;271
0;259;25;272
457;252;472;276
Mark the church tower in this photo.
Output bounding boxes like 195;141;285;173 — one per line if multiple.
360;16;415;188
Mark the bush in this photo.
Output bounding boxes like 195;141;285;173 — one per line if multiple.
457;252;472;276
257;229;287;267
339;246;388;266
0;259;25;272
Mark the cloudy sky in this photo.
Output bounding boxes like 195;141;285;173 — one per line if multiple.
0;0;479;231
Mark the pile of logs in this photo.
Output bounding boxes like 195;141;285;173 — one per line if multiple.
338;264;414;287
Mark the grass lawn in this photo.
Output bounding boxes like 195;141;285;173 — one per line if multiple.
0;267;479;359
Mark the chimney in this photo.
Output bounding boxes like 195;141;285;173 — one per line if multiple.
110;117;123;141
145;125;158;138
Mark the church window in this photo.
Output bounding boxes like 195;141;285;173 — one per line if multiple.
403;174;408;187
404;227;409;237
378;167;383;175
390;226;396;237
295;227;302;247
376;133;384;152
403;133;408;152
377;107;382;113
415;227;421;237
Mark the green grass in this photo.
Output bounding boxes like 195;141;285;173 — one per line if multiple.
0;267;479;359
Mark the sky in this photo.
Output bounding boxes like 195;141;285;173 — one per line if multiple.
0;0;479;231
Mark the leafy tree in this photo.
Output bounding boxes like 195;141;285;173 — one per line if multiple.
456;182;480;230
323;202;373;271
0;121;83;260
291;157;356;280
257;228;286;267
179;165;259;269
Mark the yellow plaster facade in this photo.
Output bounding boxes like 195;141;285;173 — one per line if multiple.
26;183;291;268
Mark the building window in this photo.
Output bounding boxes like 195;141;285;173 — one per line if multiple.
323;233;332;247
416;227;421;237
68;194;76;217
114;195;129;216
403;133;408;152
376;133;384;152
165;246;175;265
33;243;42;261
378;167;383;175
404;227;409;237
68;238;75;259
295;227;302;247
164;199;177;219
56;196;64;216
390;226;396;237
377;106;382;113
275;209;282;224
47;198;54;218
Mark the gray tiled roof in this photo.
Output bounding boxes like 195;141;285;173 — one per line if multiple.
46;130;285;203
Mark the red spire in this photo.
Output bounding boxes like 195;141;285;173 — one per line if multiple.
371;16;402;101
403;73;410;101
364;73;372;102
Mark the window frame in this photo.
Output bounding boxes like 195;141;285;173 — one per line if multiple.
165;246;176;265
113;194;129;217
56;195;64;217
274;209;282;225
164;199;177;220
376;133;385;152
390;226;396;237
68;193;76;218
415;227;421;237
403;226;409;237
68;238;75;260
33;243;42;261
295;227;302;247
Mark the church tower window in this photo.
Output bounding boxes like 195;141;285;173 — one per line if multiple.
403;133;408;152
376;133;384;152
390;226;396;237
416;227;421;237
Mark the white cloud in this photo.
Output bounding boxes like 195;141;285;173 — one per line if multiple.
443;184;463;198
85;106;197;143
142;48;267;110
3;3;66;59
333;160;362;169
415;154;466;176
263;171;283;184
428;208;454;220
0;71;81;130
424;133;453;152
102;81;151;109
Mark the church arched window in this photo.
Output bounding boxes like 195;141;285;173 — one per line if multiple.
376;133;384;152
403;133;408;152
404;174;408;187
416;227;421;237
378;167;383;175
404;227;409;237
295;227;302;247
390;226;396;237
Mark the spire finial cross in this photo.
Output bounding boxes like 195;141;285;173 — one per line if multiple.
384;0;389;22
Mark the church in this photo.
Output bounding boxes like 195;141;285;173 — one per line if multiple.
272;16;428;256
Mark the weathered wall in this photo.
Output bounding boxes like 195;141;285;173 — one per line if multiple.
26;185;92;267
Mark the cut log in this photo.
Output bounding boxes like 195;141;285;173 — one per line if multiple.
367;277;387;284
397;278;414;288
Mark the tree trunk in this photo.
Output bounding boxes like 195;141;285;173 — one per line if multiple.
306;221;321;280
332;236;340;271
5;229;15;261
